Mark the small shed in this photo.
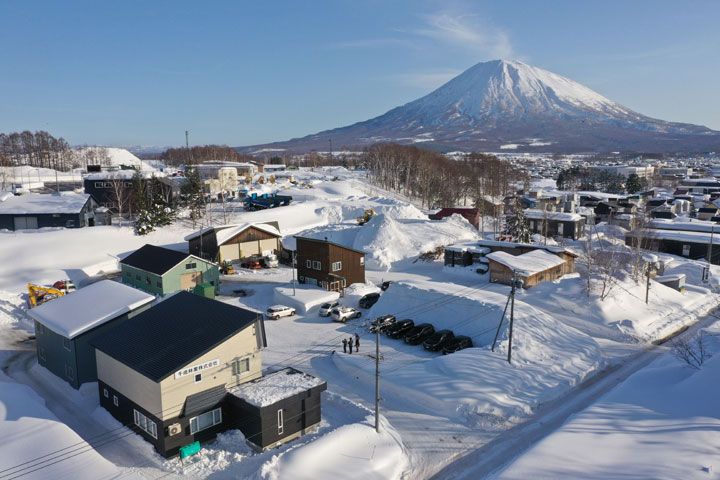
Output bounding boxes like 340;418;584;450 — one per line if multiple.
429;208;481;229
0;192;99;230
227;367;327;450
524;210;585;240
486;249;572;288
185;222;281;263
28;280;154;389
120;244;219;296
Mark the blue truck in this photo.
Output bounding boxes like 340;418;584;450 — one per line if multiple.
244;192;293;210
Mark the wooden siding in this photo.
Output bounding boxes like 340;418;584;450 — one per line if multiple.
488;256;573;288
296;238;365;290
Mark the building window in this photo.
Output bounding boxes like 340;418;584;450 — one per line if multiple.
186;262;197;269
194;373;202;383
36;323;44;335
113;395;119;406
299;276;304;282
307;277;317;286
135;274;141;281
360;257;365;266
125;271;131;277
232;357;250;375
103;182;112;188
63;338;71;351
306;259;312;268
134;409;158;439
682;245;690;257
65;364;74;380
313;261;321;270
277;409;284;435
94;182;103;189
332;261;342;271
190;408;222;434
146;277;151;285
558;223;564;235
530;221;535;230
38;347;46;362
156;280;162;288
103;388;109;398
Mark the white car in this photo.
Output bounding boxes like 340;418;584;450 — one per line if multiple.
319;301;340;317
266;305;296;320
331;306;362;323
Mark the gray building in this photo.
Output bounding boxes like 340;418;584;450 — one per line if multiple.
28;280;155;389
0;192;99;230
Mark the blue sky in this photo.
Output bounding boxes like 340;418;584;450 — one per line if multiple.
1;0;719;147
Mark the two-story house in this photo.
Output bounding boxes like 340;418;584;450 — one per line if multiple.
294;237;366;291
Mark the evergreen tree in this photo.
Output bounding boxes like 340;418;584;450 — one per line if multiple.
503;199;532;243
181;167;205;228
149;176;176;227
626;173;643;194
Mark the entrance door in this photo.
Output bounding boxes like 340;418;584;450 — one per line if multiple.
14;216;38;230
329;281;340;291
181;271;203;290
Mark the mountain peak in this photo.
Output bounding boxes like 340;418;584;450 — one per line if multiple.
239;60;720;154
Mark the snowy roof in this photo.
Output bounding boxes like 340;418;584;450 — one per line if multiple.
445;242;491;254
27;280;155;339
0;192;91;215
631;228;720;245
474;239;577;257
183;222;281;243
486;249;566;276
228;367;326;407
648;219;720;233
524;209;583;221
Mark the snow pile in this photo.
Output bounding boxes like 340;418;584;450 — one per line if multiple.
0;290;32;329
267;415;408;480
0;192;90;214
273;286;339;314
0;373;126;480
73;147;152;170
229;368;324;407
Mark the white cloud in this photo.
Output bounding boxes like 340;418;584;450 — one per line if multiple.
386;70;462;89
412;12;513;59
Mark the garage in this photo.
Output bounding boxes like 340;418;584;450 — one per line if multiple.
13;216;39;230
180;271;203;290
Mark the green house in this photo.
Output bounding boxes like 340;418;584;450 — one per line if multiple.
120;244;219;296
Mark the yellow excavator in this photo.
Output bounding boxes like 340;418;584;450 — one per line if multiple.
258;175;265;184
357;208;375;226
27;280;77;308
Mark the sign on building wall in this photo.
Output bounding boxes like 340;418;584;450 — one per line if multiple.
174;359;220;379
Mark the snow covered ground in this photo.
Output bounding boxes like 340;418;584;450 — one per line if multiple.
1;166;719;479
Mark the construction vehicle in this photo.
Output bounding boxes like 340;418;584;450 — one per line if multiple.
357;208;375;226
258;175;265;184
220;261;236;275
269;175;276;184
27;280;76;308
245;175;252;184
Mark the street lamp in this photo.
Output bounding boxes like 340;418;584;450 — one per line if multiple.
642;253;659;304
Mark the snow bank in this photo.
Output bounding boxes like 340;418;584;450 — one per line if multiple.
273;286;339;314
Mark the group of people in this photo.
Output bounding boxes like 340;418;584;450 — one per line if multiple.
342;333;360;354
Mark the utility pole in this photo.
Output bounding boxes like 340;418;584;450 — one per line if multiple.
491;291;513;352
328;139;333;163
292;251;297;296
645;263;652;304
375;328;380;433
708;226;714;264
508;271;517;364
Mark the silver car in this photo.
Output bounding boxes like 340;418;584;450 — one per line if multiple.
266;305;296;320
319;301;340;317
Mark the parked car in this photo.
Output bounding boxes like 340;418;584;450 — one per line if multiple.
404;323;435;345
370;314;396;333
331;306;362;323
441;336;473;355
262;253;279;268
266;305;296;320
359;292;381;309
241;256;262;269
386;319;414;339
319;301;340;317
423;330;455;351
380;281;394;291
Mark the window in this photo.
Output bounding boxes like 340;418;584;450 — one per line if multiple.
125;271;131;277
299;276;305;282
36;323;44;335
156;280;162;288
190;408;222;434
306;277;317;286
232;358;250;375
530;221;535;230
65;364;74;380
682;244;690;257
124;182;132;188
133;409;158;439
332;261;342;271
277;409;284;435
145;277;151;285
194;373;202;383
38;347;46;362
113;395;119;407
306;259;312;268
94;182;103;189
558;223;564;235
185;262;197;269
65;220;75;228
103;388;109;398
135;274;141;281
63;338;71;351
312;261;321;270
103;182;112;188
360;257;365;266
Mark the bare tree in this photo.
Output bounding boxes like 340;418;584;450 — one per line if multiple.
107;174;131;225
671;331;709;369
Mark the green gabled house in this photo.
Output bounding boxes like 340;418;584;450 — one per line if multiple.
120;244;219;296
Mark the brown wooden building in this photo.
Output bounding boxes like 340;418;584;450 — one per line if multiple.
295;237;366;291
185;222;281;263
486;248;575;288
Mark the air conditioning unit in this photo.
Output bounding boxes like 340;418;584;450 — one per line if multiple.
168;423;182;436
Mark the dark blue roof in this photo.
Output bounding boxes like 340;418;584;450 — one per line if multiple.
120;244;195;275
92;292;264;382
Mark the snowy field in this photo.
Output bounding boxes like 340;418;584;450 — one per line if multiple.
1;163;720;479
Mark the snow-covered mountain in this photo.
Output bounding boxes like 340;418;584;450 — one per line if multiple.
240;60;720;153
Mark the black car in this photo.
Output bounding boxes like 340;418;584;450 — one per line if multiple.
404;323;435;345
370;314;396;333
359;292;381;309
423;330;455;351
441;336;473;355
380;281;394;291
386;319;414;339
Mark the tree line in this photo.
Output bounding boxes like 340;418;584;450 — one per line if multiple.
159;145;258;166
0;130;72;170
361;143;526;209
555;166;651;194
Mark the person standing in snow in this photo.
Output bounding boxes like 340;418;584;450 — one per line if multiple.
342;338;347;353
348;337;353;354
355;333;360;352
